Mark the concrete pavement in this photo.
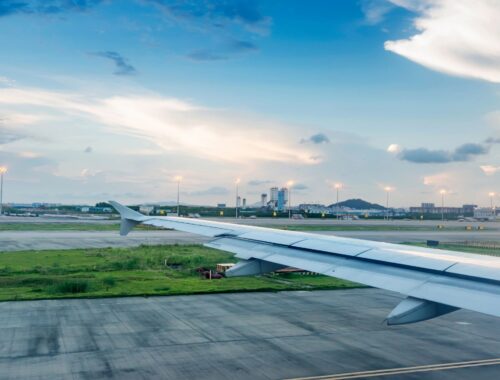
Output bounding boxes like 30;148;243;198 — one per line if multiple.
0;289;499;379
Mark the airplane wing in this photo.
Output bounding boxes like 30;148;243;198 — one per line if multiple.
109;201;500;325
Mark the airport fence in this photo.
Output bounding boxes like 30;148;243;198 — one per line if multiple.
443;241;500;256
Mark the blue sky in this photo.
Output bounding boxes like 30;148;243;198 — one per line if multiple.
0;0;499;207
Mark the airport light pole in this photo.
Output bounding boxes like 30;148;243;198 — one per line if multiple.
287;180;294;219
384;186;392;221
440;189;446;221
334;183;342;219
0;166;6;216
174;175;182;216
235;178;241;219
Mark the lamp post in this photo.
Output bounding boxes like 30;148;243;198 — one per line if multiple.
384;186;392;221
235;178;241;219
287;180;294;219
0;166;6;216
174;175;182;216
489;192;495;211
334;183;342;219
440;189;446;221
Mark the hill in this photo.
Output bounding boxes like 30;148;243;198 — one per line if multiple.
329;198;386;210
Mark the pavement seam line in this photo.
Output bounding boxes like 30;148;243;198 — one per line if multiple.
285;357;500;380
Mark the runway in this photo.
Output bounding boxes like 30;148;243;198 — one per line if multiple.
0;288;499;379
0;228;498;252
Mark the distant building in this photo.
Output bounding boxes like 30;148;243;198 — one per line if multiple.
277;188;289;211
474;207;498;220
409;203;475;216
242;198;247;209
299;204;332;214
217;203;226;208
270;187;279;203
462;204;477;215
139;205;154;215
260;193;267;207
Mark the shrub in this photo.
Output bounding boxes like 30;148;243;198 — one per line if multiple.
51;279;90;294
102;276;116;287
109;257;142;270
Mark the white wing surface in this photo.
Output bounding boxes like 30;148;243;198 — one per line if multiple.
110;201;500;325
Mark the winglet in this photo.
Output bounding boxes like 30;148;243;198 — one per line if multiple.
109;201;146;236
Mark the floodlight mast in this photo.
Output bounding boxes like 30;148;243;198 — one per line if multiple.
440;189;446;221
384;186;392;221
235;178;241;219
174;175;182;216
0;166;7;216
287;180;294;219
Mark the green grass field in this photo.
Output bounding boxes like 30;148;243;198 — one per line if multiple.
0;245;360;302
269;225;452;232
0;222;164;232
0;222;483;232
408;242;500;257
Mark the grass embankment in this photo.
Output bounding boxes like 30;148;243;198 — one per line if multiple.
269;225;481;232
0;222;484;232
408;242;500;257
0;223;159;232
0;245;360;302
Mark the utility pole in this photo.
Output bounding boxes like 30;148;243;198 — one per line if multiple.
235;178;241;219
0;167;6;216
287;180;294;219
440;189;446;222
175;176;182;216
384;186;392;221
335;183;342;219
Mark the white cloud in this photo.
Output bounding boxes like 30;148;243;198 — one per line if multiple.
0;76;15;87
18;151;41;158
480;165;500;176
423;171;451;186
385;0;500;83
485;110;500;127
360;0;395;24
387;143;402;153
0;86;318;165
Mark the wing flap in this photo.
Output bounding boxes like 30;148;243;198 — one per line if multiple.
408;276;500;317
445;263;500;282
292;238;372;256
358;247;457;271
142;218;237;237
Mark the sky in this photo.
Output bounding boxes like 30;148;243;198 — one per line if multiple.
0;0;500;207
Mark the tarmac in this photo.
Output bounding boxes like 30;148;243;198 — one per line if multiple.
0;288;499;379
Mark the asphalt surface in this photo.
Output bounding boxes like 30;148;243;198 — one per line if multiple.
0;230;210;251
0;229;499;252
0;289;499;379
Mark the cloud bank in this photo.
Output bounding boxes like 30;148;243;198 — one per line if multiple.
145;0;270;33
300;133;330;145
0;0;103;17
390;142;491;163
385;0;500;83
0;85;318;165
92;51;137;76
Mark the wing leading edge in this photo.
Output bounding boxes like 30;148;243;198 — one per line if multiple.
109;201;500;325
